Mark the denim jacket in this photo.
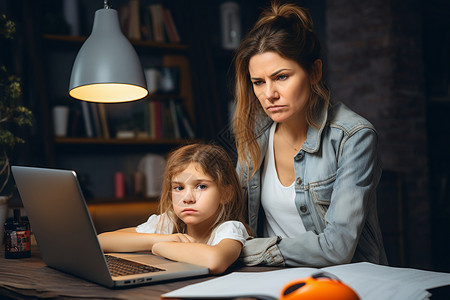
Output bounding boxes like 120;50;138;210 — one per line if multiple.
238;102;388;267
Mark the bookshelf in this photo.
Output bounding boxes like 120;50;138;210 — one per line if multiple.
38;0;200;202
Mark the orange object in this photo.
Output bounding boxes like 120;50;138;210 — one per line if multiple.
280;272;360;300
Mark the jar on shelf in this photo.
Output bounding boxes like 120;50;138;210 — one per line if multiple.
4;208;31;259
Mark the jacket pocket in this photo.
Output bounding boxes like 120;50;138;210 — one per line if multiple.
309;174;335;223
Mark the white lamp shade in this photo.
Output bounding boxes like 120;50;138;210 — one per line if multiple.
69;8;148;103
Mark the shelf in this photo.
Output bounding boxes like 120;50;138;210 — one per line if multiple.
86;196;159;204
52;137;203;155
43;34;189;51
54;137;202;145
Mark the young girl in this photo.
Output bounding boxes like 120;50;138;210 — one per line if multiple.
98;144;250;274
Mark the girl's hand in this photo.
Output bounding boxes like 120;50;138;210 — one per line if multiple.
98;228;197;253
152;234;196;257
167;233;197;243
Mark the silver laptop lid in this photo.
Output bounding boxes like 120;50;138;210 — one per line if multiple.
12;166;114;287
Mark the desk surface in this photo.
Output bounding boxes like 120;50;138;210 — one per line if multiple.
0;245;275;300
3;245;450;300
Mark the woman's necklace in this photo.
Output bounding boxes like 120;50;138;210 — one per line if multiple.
277;125;305;152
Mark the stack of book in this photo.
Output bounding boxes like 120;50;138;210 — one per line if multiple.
68;100;194;140
119;0;181;43
148;99;195;139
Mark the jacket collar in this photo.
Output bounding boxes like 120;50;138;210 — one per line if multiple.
302;105;328;153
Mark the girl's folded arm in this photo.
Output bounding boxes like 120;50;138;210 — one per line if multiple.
152;238;243;274
98;228;196;253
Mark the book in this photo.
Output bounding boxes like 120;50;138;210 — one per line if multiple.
118;3;130;38
97;104;110;139
161;100;174;138
162;262;450;300
127;0;141;40
117;0;141;40
169;99;181;139
90;103;102;138
67;105;82;137
80;101;93;137
174;102;195;138
148;101;156;138
152;100;162;139
141;6;153;40
148;4;165;42
162;8;180;43
132;100;150;138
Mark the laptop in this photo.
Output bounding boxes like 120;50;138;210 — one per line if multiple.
11;166;209;288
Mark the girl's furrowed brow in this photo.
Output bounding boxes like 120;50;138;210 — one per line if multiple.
171;179;214;184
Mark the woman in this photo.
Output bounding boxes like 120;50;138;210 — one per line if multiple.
233;1;387;267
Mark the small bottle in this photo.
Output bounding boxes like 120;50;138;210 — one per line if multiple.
4;208;31;259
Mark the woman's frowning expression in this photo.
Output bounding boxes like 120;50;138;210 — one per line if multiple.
249;52;313;124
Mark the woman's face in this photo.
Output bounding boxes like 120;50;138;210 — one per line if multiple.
249;52;312;124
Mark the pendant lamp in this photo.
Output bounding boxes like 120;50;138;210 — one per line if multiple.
69;1;148;103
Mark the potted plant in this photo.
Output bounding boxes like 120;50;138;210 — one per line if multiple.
0;14;33;237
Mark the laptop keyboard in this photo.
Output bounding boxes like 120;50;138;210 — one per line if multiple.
105;254;165;277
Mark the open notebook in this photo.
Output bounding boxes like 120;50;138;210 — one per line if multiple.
12;166;209;288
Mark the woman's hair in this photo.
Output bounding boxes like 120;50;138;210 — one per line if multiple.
158;143;247;235
232;0;330;178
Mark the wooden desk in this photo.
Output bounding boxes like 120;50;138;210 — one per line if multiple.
2;245;449;299
0;244;274;299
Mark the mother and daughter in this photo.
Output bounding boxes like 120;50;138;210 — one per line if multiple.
99;0;386;273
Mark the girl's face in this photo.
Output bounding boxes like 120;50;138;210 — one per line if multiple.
249;51;312;124
171;163;221;229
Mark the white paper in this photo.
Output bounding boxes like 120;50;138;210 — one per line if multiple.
324;262;450;299
163;268;319;300
162;262;450;300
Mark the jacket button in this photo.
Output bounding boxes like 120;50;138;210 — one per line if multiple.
300;205;307;213
295;153;303;161
296;177;302;185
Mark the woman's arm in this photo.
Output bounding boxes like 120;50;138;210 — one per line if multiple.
98;227;196;253
152;239;243;274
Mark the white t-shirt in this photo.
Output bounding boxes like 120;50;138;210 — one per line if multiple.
136;214;249;246
261;122;306;238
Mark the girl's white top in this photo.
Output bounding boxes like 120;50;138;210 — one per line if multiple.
136;213;249;246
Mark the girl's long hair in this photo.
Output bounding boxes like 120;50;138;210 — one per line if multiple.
233;0;330;178
158;143;248;235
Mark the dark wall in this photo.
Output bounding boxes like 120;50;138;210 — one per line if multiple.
326;0;449;271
